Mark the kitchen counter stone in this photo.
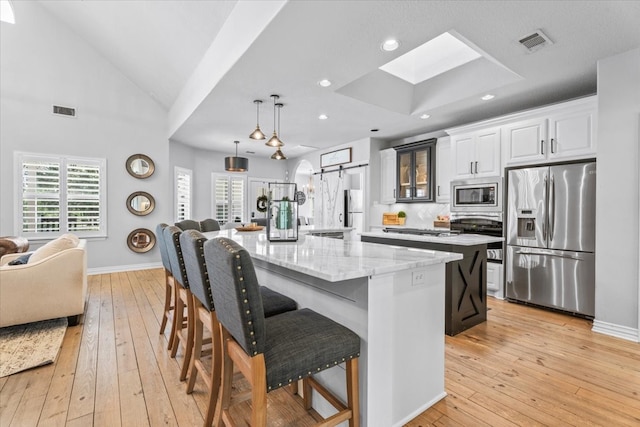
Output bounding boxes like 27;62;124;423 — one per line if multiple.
361;230;503;246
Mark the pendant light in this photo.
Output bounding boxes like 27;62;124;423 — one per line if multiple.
271;103;287;160
225;141;249;172
265;94;284;147
249;100;266;140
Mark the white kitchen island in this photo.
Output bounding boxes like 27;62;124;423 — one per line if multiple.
203;229;461;427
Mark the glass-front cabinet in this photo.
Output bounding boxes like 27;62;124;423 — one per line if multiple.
396;139;436;202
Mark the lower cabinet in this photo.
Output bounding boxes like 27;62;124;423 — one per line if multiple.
486;262;504;299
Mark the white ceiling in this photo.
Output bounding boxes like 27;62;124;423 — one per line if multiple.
36;0;640;158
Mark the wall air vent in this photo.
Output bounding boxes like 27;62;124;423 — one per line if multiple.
52;105;76;117
518;29;553;53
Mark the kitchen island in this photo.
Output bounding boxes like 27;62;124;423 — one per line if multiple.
203;229;461;427
361;230;504;336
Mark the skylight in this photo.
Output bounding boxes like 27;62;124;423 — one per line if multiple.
379;32;481;85
0;0;15;24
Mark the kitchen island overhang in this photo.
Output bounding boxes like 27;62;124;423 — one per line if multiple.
203;229;461;427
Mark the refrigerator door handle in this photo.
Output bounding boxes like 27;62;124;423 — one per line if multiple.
542;176;548;241
515;248;586;261
550;175;556;241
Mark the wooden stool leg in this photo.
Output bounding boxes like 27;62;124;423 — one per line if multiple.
204;312;222;427
186;297;203;393
303;377;312;410
160;270;172;334
250;355;267;427
347;358;360;427
215;330;234;427
180;291;195;381
168;279;180;351
170;285;185;357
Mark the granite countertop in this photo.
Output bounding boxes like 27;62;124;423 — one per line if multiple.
360;231;504;246
202;229;461;282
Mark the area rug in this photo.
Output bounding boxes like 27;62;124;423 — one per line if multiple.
0;317;67;378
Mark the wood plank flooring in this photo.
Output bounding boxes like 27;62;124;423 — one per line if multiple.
1;268;639;426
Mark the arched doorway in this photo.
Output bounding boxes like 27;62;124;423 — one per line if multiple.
293;159;314;225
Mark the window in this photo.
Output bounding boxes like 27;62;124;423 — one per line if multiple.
174;167;192;222
212;173;246;224
15;152;106;239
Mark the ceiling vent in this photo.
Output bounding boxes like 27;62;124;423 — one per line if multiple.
518;29;553;53
52;105;76;117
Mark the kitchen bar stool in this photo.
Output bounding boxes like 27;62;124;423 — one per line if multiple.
175;219;201;231
180;230;297;426
164;225;195;381
155;223;176;349
204;237;361;427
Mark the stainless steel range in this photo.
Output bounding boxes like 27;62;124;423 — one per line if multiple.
450;212;503;263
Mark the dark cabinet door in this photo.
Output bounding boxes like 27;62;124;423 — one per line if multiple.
396;140;435;202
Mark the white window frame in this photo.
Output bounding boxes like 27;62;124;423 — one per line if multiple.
211;173;247;225
174;166;193;222
14;151;107;240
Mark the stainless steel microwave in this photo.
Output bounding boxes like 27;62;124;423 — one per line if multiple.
451;176;502;213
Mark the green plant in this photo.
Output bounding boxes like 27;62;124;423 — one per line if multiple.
397;211;406;218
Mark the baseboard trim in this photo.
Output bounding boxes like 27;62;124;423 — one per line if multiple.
88;262;162;275
592;319;639;342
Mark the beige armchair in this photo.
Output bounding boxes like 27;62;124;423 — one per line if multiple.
0;239;87;327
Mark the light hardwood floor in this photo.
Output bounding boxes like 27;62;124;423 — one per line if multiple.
1;268;639;426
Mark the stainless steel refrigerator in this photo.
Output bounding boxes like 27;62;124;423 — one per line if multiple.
505;161;596;317
343;189;363;233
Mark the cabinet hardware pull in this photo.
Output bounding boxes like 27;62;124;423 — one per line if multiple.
551;138;555;153
475;161;478;174
541;140;544;155
470;162;473;174
437;185;440;196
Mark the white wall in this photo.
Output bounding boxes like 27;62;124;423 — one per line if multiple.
0;1;170;271
170;141;287;221
594;47;640;340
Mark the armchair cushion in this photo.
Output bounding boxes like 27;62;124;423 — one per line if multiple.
29;233;79;264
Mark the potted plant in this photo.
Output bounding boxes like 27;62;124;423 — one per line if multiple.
397;210;406;225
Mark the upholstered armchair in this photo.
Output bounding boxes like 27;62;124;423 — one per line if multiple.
0;239;87;327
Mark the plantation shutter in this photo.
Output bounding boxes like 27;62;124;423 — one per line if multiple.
16;152;106;238
175;167;192;221
212;174;246;224
21;157;61;233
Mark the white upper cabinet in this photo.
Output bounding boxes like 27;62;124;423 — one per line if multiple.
436;137;452;202
379;148;397;204
451;127;501;179
504;96;596;166
547;106;596;160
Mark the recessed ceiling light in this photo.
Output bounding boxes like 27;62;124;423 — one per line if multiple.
381;39;399;52
318;79;332;87
481;94;495;101
420;114;431;119
318;114;328;120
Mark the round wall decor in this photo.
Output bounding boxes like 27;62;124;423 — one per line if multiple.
126;154;155;179
127;228;156;253
126;191;155;216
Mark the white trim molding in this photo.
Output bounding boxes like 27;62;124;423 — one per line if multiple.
592;319;639;343
88;262;161;276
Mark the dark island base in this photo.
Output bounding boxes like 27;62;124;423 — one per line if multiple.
361;236;487;336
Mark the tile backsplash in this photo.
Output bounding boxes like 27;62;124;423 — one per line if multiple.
371;202;450;229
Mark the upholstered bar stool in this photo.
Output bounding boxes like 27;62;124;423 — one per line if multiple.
199;218;220;232
156;223;176;349
175;219;201;231
204;237;361;427
179;230;297;427
164;225;195;381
